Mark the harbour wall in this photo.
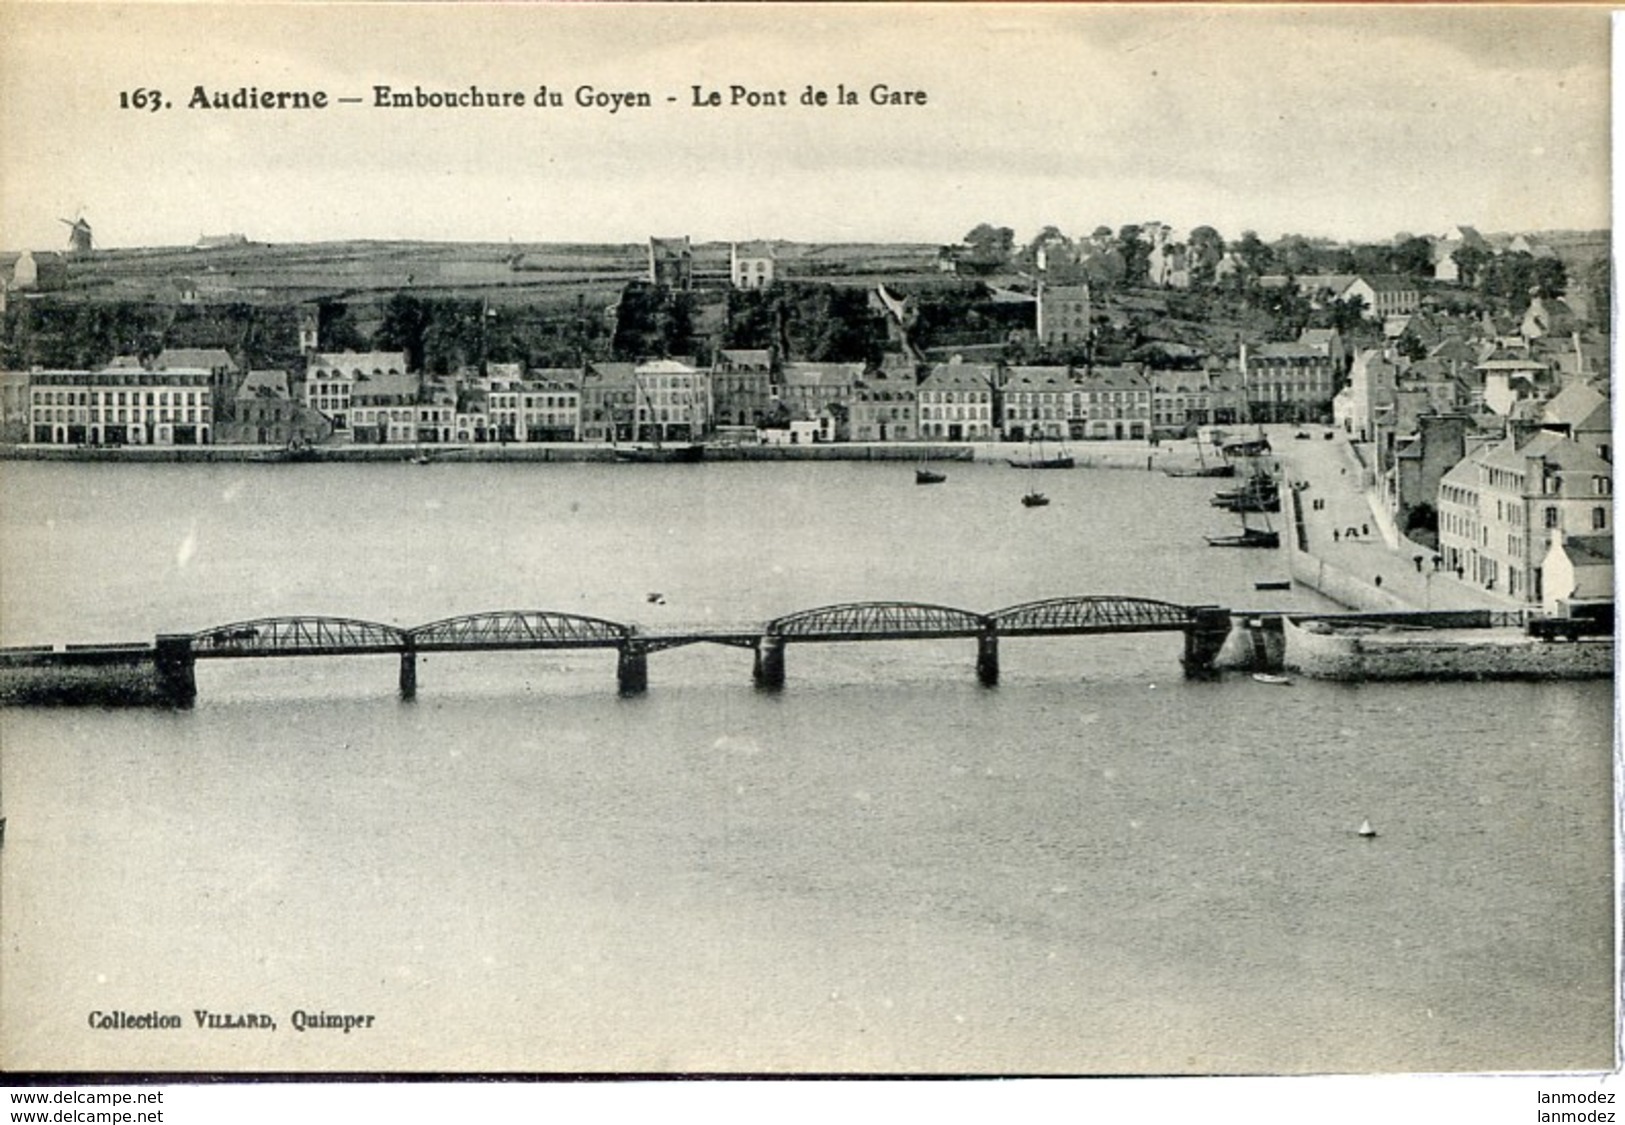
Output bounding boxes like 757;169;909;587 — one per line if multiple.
1281;617;1614;682
0;645;182;706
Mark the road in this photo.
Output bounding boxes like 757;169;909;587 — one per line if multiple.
1267;424;1523;613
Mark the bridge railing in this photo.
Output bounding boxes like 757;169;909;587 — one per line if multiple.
193;616;408;657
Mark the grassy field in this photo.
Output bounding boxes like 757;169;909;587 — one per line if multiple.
50;238;945;306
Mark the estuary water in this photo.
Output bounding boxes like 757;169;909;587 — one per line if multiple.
0;458;1614;1074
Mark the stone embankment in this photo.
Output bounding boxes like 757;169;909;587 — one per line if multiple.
1271;425;1611;681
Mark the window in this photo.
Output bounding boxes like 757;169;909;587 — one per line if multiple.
1593;507;1608;531
1544;507;1559;530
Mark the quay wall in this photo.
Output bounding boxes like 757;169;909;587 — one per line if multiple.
1288;548;1420;613
0;646;176;706
1281;617;1614;682
0;442;980;465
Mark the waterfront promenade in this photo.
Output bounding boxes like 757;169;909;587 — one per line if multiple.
1270;424;1522;614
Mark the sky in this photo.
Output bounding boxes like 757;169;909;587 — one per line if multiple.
0;3;1611;251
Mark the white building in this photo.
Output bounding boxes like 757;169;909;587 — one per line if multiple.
29;365;214;446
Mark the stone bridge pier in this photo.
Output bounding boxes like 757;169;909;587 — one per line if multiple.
1180;607;1233;677
153;634;198;708
753;636;786;691
617;639;649;696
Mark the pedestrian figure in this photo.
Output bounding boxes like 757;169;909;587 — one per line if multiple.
1413;555;1424;573
1361;523;1369;537
1433;556;1442;572
1374;575;1383;588
1333;529;1340;543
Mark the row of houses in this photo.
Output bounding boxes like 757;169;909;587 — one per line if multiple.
12;344;1310;448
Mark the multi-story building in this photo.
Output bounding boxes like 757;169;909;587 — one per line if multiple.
848;365;917;442
1036;283;1091;351
216;369;332;446
1;370;29;442
416;379;457;444
454;388;491;444
711;349;775;429
1078;365;1152;440
633;359;708;441
730;242;775;289
1343;274;1421;319
1149;367;1229;437
648;236;693;289
778;362;859;432
1241;340;1338;423
918;362;997;441
517;369;582;441
580;362;638;443
1437;430;1614;603
303;351;409;436
29;364;214;446
347;370;423;444
1001;366;1073;441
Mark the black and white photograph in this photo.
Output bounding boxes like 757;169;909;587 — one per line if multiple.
0;1;1615;1110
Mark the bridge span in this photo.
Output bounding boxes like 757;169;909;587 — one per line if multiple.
2;597;1236;707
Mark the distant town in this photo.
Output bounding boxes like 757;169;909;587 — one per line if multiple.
0;218;1612;616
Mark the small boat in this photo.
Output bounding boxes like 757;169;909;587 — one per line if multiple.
1358;819;1378;839
1163;437;1235;478
613;442;706;464
915;466;947;485
1207;506;1280;547
1008;436;1075;470
1253;580;1292;591
1251;672;1292;685
1021;490;1050;508
1206;526;1279;548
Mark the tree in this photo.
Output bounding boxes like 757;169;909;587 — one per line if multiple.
1187;225;1226;285
1235;230;1274;278
1117;224;1151;286
1450;244;1491;287
1329;295;1369;334
374;294;432;372
1390;236;1435;280
961;224;1014;274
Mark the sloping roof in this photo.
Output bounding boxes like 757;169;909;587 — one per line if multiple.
585;362;637;388
157;347;237;371
1298;328;1340;350
732;241;775;259
649;236;691;258
1082;365;1150;391
1250;342;1323;361
720;349;773;369
349;371;421;403
310;351;408;376
635;359;700;376
527;368;583;388
1004;366;1073;391
1560;535;1614;566
920;363;998;392
781;362;861;389
1542;382;1609;429
236;369;290;399
1479;429;1612;476
1358;274;1420;293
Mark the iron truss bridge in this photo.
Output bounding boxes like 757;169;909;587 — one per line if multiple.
188;597;1216;659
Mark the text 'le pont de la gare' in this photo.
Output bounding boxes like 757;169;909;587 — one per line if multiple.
120;83;931;115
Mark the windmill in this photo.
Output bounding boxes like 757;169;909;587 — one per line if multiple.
59;212;92;254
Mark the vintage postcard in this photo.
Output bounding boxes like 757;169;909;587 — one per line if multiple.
0;0;1615;1102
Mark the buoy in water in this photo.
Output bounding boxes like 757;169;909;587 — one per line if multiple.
1358;819;1378;838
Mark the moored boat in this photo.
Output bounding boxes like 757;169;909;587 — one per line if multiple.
1021;490;1051;507
1205;527;1280;548
613;442;706;463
